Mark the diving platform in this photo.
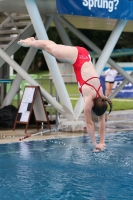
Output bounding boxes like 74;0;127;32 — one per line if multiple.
0;0;133;32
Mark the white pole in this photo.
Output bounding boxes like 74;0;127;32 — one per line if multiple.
53;18;72;46
0;48;65;115
24;0;74;120
2;16;53;107
56;16;133;84
10;55;14;75
95;20;127;76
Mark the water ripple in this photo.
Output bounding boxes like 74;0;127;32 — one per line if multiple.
0;132;133;199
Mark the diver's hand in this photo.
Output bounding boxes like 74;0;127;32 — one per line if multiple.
93;143;106;152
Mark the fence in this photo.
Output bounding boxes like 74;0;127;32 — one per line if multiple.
7;73;133;109
40;74;79;97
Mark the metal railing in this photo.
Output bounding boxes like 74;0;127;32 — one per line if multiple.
36;74;80;99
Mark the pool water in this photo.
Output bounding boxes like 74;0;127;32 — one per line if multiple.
0;132;133;200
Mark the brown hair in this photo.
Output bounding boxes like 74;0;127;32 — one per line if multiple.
92;97;112;116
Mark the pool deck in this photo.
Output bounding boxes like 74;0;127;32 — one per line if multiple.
0;110;133;144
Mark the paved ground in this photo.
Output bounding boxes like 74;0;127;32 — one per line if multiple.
106;109;133;131
0;110;133;144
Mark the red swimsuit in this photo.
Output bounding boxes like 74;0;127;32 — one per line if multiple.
73;46;102;97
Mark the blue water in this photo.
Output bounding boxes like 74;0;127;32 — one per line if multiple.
0;132;133;200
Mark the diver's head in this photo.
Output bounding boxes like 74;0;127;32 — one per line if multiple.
92;96;112;116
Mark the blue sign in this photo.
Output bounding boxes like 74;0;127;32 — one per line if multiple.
100;75;133;98
56;0;133;20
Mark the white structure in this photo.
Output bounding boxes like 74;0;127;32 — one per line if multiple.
0;0;132;123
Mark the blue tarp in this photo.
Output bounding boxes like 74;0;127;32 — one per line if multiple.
56;0;133;20
100;75;133;98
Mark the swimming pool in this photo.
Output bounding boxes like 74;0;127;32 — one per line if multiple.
0;132;133;200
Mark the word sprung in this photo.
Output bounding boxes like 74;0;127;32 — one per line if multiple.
82;0;119;12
